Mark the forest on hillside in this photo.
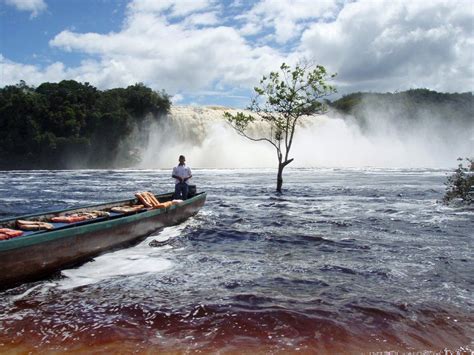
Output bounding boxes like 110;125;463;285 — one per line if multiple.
0;82;472;170
329;89;473;130
0;81;170;169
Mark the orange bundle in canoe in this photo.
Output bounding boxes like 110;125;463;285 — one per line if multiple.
135;191;165;209
51;215;89;223
110;205;145;214
16;220;54;231
0;228;24;240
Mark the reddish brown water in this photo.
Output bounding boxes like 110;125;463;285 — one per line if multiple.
1;294;472;353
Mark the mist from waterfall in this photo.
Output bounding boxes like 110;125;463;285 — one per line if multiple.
137;104;473;169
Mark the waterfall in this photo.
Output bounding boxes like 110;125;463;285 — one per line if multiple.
137;105;473;169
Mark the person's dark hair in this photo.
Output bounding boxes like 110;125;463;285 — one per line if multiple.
179;155;185;160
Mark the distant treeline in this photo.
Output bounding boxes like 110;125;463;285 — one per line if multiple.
1;83;472;170
0;80;170;169
329;89;473;129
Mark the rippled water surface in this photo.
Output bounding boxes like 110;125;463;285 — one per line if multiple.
0;168;472;353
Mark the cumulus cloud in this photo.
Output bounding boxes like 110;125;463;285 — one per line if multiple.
299;0;474;94
4;0;47;18
1;0;472;105
0;55;66;85
236;0;341;44
48;1;285;97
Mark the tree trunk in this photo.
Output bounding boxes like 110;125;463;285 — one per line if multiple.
276;162;284;193
276;158;294;193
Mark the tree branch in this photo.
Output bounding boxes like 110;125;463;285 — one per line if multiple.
226;120;280;151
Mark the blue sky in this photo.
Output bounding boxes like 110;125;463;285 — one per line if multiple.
1;0;473;108
1;1;126;65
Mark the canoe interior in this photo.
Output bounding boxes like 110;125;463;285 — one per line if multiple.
0;191;193;239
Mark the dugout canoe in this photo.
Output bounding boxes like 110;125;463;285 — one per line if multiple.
0;191;206;290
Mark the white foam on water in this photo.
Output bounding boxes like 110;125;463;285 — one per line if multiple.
9;282;58;302
56;222;194;290
58;252;172;290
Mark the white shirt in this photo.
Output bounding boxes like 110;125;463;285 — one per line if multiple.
172;164;192;184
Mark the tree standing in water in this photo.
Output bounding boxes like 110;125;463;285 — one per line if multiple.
225;62;336;192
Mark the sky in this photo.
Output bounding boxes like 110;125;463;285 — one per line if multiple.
0;0;473;107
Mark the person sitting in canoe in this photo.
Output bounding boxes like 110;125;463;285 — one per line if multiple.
172;155;192;200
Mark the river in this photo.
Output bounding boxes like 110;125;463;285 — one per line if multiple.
0;168;472;353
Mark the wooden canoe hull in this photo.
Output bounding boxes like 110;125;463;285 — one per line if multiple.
0;192;206;289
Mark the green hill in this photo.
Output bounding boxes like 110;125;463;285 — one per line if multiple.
329;89;473;129
0;80;170;169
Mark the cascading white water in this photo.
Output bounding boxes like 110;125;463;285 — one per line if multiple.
137;105;473;169
138;106;274;169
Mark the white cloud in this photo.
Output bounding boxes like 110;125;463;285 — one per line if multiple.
5;0;47;18
182;11;220;27
1;0;472;105
299;0;474;93
47;2;285;97
0;55;66;86
237;0;341;44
